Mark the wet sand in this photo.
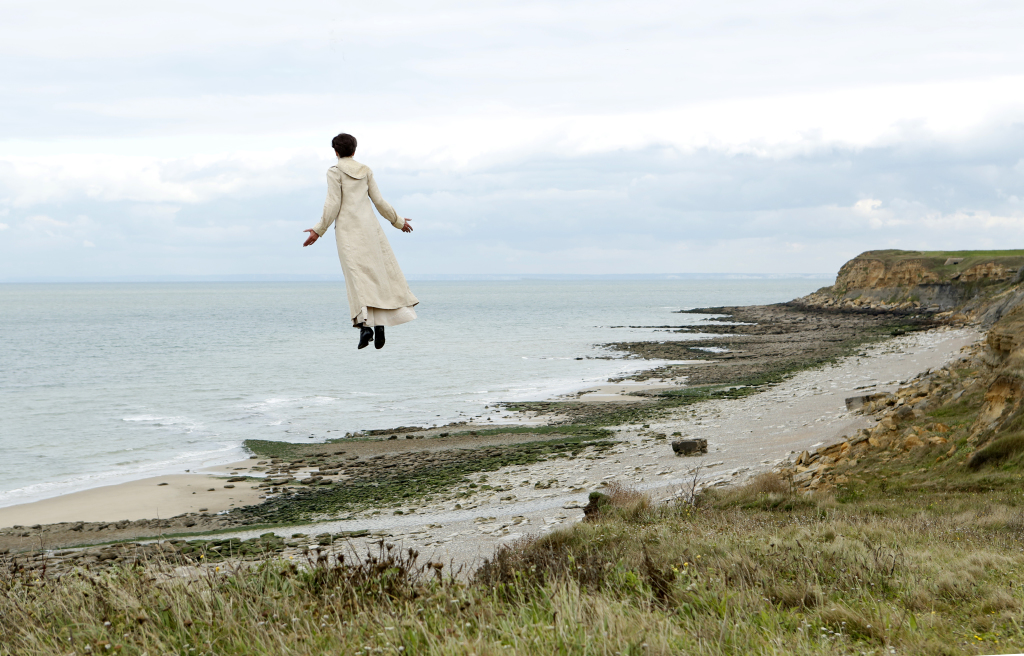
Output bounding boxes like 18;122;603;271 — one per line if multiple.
0;464;263;527
575;379;691;402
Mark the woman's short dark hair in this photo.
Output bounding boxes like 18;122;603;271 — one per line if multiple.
332;133;357;157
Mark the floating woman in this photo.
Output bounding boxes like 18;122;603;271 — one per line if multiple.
303;133;419;350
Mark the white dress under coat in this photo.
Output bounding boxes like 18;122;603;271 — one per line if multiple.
312;157;419;327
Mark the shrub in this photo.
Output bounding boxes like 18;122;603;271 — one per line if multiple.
968;433;1024;469
746;471;790;495
704;471;816;511
603;482;652;521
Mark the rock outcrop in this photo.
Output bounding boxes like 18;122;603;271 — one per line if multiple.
794;249;1024;320
781;289;1024;492
778;362;964;493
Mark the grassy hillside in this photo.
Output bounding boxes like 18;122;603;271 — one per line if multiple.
856;248;1024;263
5;457;1024;654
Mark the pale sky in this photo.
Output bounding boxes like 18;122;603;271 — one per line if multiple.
2;0;1024;279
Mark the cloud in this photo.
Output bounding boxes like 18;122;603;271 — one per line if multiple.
853;199;882;215
0;152;322;207
5;0;1024;146
3;2;1024;279
26;215;67;229
3;119;1024;280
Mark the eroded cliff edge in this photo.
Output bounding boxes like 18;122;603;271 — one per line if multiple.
796;249;1024;325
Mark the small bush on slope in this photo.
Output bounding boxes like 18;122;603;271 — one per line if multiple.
968;433;1024;469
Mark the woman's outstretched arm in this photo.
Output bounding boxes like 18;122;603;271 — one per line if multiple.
303;170;343;246
367;171;412;232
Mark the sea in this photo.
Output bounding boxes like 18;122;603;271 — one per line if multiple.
0;278;828;507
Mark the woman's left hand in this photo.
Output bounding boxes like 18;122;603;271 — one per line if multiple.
302;229;319;246
401;219;413;233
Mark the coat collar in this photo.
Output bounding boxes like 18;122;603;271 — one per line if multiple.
336;157;369;179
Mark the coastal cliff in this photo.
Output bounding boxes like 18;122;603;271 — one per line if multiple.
783;249;1024;491
796;249;1024;322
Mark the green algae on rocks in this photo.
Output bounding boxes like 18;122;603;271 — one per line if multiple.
235;432;617;525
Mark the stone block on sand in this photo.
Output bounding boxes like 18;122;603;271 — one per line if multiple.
845;392;892;411
672;438;708;456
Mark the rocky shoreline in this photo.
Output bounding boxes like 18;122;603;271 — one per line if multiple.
3;324;979;579
0;306;968;571
607;302;938;386
780;320;1023;494
9;249;1024;656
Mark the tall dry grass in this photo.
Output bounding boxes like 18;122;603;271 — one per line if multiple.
479;478;1024;654
5;477;1024;654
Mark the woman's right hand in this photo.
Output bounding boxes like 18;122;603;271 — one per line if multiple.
303;229;320;247
401;219;413;233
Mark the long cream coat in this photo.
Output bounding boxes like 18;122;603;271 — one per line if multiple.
312;157;419;324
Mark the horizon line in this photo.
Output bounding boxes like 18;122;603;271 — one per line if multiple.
0;273;835;283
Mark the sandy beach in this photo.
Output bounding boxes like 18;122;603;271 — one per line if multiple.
0;462;264;527
576;379;692;402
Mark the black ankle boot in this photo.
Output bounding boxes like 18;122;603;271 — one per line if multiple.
374;326;385;349
358;326;373;349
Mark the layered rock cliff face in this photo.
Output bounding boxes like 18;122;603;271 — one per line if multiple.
796;250;1024;320
986;301;1024;365
836;256;1018;290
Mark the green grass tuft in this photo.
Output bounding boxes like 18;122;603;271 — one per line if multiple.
968;433;1024;469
